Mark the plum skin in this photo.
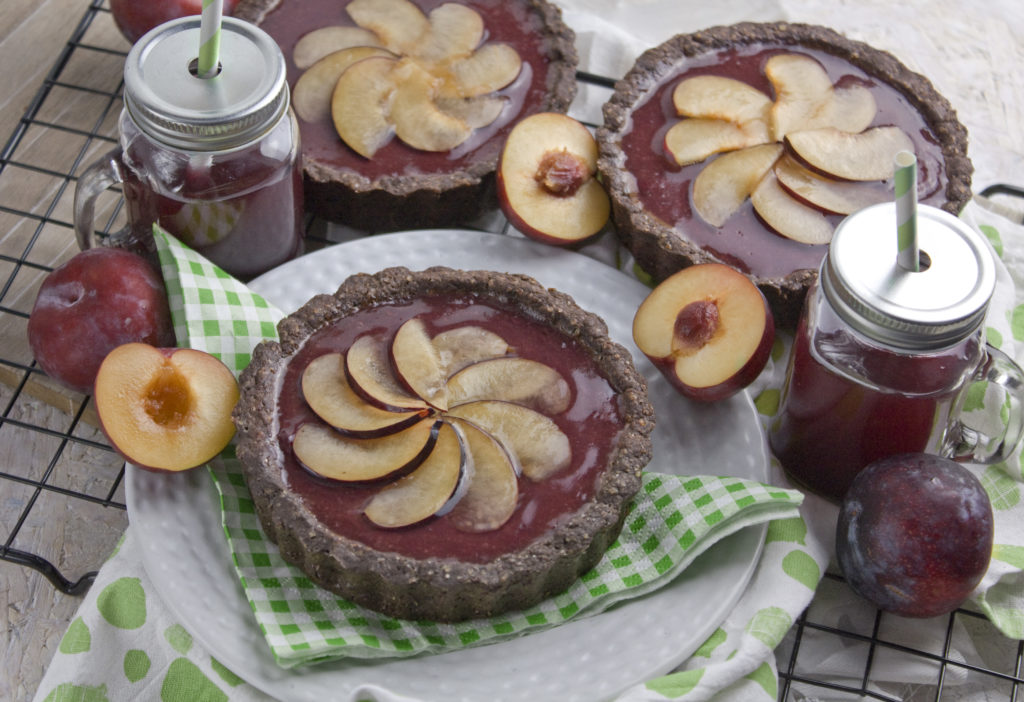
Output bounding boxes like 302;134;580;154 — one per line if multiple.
109;0;240;44
27;248;176;394
836;453;994;618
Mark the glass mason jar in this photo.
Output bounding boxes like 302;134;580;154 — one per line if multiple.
74;16;303;279
768;203;1024;503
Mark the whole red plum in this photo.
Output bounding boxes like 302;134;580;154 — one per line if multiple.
110;0;240;44
836;453;993;618
27;247;176;394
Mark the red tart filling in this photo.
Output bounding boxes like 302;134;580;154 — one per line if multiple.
274;295;625;563
621;44;949;279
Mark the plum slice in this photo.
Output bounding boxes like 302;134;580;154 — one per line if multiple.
672;75;772;124
416;3;485;64
692;143;783;227
363;421;465;528
447;419;519;532
750;169;833;245
766;53;834;140
774;155;888;215
446;400;571;480
346;0;430;55
292;26;384;70
391;317;449;409
435;95;507;130
785;126;915;181
330;55;398;159
829;84;878;134
302;352;427;437
664;118;770;167
293;46;396;124
292;417;438;482
391;59;474;152
347;333;429;412
441;42;522;98
432;326;510;377
446;357;571;414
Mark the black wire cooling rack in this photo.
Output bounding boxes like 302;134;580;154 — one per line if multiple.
3;2;1024;700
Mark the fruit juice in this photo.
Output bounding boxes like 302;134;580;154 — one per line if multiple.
119;110;303;279
769;288;983;503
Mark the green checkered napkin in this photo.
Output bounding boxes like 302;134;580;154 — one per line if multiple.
154;226;803;668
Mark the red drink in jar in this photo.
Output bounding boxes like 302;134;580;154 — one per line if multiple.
75;17;303;279
770;282;984;502
769;203;1024;502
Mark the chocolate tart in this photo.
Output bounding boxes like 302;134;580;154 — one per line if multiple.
597;22;972;328
233;266;654;622
235;0;578;232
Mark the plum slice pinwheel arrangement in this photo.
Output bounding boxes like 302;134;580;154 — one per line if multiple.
668;52;914;244
294;318;573;532
290;0;522;157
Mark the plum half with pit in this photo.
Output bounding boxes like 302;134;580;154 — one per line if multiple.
836;453;994;618
632;263;774;402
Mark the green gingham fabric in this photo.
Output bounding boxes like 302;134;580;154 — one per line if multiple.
216;463;801;665
156;225;283;374
153;225;803;667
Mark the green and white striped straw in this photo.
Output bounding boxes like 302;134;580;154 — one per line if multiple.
197;0;223;78
895;150;919;272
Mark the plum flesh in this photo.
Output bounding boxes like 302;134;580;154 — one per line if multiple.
836;452;993;618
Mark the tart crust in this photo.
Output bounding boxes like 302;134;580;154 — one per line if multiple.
597;22;972;329
233;266;655;622
236;0;579;232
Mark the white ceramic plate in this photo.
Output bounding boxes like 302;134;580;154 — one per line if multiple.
127;229;770;702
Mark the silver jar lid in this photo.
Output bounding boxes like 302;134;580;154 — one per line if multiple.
821;202;995;350
123;16;288;151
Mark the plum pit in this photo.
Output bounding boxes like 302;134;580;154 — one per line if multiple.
143;365;193;428
534;149;588;197
673;299;720;352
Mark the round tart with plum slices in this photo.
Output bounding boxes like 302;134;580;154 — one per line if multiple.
597;22;973;328
233;267;655;622
234;0;578;231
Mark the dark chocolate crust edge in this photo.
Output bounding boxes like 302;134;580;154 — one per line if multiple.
236;0;579;231
596;22;973;329
232;267;655;622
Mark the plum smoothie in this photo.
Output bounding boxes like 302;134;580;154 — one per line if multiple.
119;110;303;279
768;294;983;503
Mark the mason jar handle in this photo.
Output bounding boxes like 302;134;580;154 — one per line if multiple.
950;343;1024;464
73;147;126;250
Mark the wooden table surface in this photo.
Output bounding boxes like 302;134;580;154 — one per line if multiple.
1;1;1022;700
1;3;131;700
